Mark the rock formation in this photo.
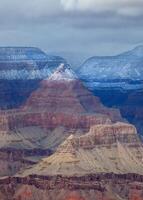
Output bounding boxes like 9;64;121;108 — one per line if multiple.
77;46;143;91
0;174;143;200
0;64;123;177
0;47;67;109
22;64;122;123
0;63;142;199
21;122;143;176
76;46;143;136
0;122;143;200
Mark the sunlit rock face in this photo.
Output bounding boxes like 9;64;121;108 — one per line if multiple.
0;65;122;177
22;122;143;177
0;65;122;158
0;47;67;109
0;123;143;200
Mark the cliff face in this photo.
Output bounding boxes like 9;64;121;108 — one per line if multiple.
76;46;143;136
0;174;143;200
0;122;141;199
77;46;143;91
22;64;122;122
0;65;122;137
0;47;67;109
0;65;123;177
86;88;143;136
24;80;120;122
21;122;143;177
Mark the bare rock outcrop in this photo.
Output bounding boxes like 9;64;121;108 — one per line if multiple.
0;65;123;178
21;122;143;177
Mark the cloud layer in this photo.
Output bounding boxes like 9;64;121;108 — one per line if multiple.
0;0;142;57
61;0;143;16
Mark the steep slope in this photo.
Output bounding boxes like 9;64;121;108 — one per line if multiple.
1;122;142;200
0;65;122;177
77;45;143;90
0;47;67;109
0;47;67;79
23;64;121;122
21;122;143;176
77;46;143;135
0;64;122;139
0;64;122;133
0;123;53;177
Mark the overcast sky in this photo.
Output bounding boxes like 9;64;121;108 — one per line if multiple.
0;0;143;57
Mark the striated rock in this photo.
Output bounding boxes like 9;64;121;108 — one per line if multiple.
0;65;123;177
77;45;143;91
0;173;143;200
21;122;143;177
0;65;122;134
0;120;143;199
76;45;143;136
0;47;67;109
0;47;67;80
22;64;122;122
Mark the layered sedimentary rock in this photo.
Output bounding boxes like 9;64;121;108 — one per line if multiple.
0;65;121;132
76;46;143;135
21;122;143;176
0;122;143;200
0;125;52;177
0;65;122;152
0;174;143;200
22;64;122;122
77;46;143;91
0;64;121;133
0;47;67;109
0;65;123;177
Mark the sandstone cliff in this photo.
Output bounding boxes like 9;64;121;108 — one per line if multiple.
20;122;143;177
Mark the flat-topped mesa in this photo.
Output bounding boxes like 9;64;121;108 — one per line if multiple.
22;122;143;177
88;122;139;145
56;122;140;150
90;122;137;135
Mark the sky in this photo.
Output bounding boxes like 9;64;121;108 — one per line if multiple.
0;0;143;58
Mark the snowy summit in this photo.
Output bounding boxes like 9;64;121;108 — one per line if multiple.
49;63;77;81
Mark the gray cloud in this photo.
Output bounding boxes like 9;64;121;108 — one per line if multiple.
61;0;143;16
0;0;142;58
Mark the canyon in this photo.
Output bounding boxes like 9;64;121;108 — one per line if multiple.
0;64;122;178
0;123;143;200
0;46;142;200
77;46;143;136
0;47;67;109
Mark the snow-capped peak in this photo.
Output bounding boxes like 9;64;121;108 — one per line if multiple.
49;63;77;81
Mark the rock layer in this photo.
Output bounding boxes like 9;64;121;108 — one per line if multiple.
22;64;122;123
21;122;143;177
0;47;67;109
0;174;143;200
0;121;143;199
0;65;123;177
76;46;143;136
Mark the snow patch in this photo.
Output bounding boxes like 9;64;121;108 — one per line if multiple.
49;63;77;81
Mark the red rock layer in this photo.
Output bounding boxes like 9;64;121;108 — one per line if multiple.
0;79;122;132
0;174;143;200
23;80;122;122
